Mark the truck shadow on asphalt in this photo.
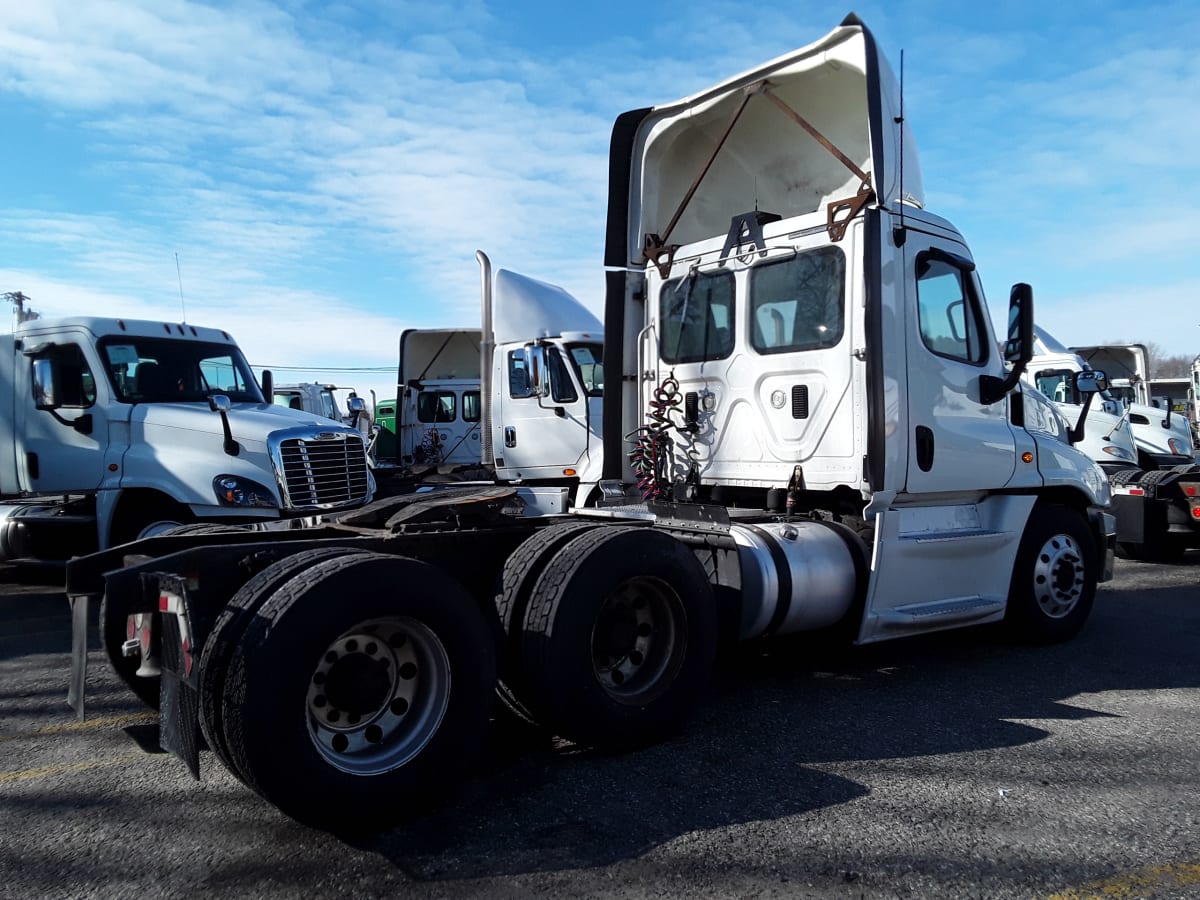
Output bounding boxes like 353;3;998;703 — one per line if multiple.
346;562;1200;881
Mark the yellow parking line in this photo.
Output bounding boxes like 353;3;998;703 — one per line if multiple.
0;711;157;744
0;753;148;785
1046;862;1200;899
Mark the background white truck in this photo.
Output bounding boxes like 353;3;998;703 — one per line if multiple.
376;266;604;505
0;316;373;564
1030;331;1200;560
272;381;375;457
1071;340;1195;462
1193;354;1200;446
65;15;1114;829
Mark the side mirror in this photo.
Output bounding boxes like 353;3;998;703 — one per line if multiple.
980;282;1035;405
31;358;60;409
525;344;549;398
346;396;366;414
1004;283;1034;365
208;394;232;413
1075;370;1108;394
260;369;274;399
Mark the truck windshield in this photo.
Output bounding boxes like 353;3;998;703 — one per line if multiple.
99;337;264;404
566;343;604;397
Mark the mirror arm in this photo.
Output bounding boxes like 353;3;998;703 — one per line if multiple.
219;412;240;456
1069;391;1096;445
980;358;1027;406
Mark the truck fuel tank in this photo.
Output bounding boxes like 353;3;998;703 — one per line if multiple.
730;519;861;641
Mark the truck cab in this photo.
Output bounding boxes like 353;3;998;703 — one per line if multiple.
482;267;604;489
0;317;373;560
599;13;1113;638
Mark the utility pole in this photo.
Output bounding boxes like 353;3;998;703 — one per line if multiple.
3;291;41;323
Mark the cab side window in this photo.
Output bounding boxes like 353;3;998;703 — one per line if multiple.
508;351;533;398
417;391;456;423
548;349;578;404
915;255;988;365
462;391;481;423
32;343;96;408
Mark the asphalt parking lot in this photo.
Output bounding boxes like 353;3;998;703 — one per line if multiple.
2;553;1199;900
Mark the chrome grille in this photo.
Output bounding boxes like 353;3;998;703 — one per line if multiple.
278;434;370;509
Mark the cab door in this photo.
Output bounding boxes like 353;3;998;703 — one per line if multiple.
901;233;1017;494
495;345;592;479
17;339;113;492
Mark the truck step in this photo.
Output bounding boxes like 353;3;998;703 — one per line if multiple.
873;595;1006;631
898;528;1012;544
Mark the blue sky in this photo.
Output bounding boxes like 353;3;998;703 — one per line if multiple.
2;1;1198;404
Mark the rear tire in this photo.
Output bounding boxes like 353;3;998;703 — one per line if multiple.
1005;505;1097;644
200;547;371;782
110;498;194;547
493;519;600;726
520;526;718;750
221;553;496;828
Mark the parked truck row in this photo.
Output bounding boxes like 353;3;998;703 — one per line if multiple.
65;15;1117;829
1028;334;1200;561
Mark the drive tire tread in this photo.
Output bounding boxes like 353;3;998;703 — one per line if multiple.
493;519;600;725
221;553;496;829
519;526;718;750
200;547;371;783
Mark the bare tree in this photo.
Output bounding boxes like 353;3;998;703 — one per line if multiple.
1153;354;1193;378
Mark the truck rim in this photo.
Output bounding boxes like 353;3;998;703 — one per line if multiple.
305;616;450;775
590;577;685;705
1032;532;1086;619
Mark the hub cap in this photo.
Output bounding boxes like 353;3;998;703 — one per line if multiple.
306;617;450;775
1032;533;1086;619
590;577;685;705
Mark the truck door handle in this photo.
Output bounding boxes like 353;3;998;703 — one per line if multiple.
915;425;935;472
504;426;517;448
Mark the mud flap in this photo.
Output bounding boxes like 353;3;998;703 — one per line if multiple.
1112;493;1168;547
67;593;93;721
1088;509;1117;582
158;581;202;779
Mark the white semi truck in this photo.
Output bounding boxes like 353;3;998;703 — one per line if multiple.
379;265;604;504
1031;332;1200;559
64;15;1115;828
1192;354;1200;446
0;316;373;565
1072;341;1195;463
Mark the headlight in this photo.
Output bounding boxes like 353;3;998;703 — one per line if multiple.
1101;444;1134;461
213;475;278;508
1084;462;1111;506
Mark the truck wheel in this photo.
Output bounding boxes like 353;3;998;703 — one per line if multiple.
1005;505;1097;644
110;498;194;547
98;589;161;710
221;553;496;828
200;547;371;783
520;526;718;750
493;519;600;726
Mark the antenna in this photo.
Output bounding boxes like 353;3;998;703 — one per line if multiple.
897;48;905;224
175;253;187;323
